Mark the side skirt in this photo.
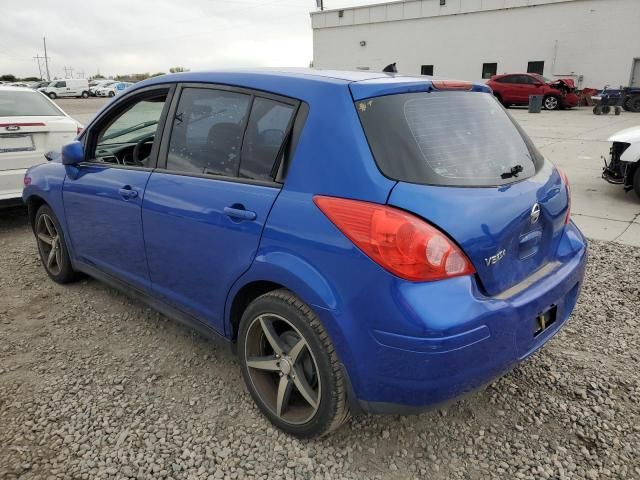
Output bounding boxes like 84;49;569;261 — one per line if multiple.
75;262;234;353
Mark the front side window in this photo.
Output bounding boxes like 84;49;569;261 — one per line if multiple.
167;88;251;176
55;81;66;88
240;97;295;181
91;92;167;166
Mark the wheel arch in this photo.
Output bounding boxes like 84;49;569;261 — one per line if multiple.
225;251;340;342
26;194;48;230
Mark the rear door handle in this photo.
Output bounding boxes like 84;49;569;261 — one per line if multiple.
224;206;256;221
118;186;138;199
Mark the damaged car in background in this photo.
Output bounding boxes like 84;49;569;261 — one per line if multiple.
602;126;640;200
486;73;579;110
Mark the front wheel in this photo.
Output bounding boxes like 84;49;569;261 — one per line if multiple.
108;91;115;97
543;96;560;110
81;91;89;98
48;92;57;99
238;290;350;438
629;96;640;113
34;205;81;284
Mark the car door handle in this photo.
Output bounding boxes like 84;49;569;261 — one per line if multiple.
118;186;138;199
224;206;256;221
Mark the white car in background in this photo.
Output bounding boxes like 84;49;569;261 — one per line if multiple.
89;80;115;96
96;81;133;97
0;86;81;207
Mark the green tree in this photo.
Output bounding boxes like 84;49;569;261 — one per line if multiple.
1;74;17;82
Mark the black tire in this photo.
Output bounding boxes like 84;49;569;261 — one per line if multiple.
48;92;57;100
238;289;350;438
108;91;115;97
615;106;622;116
630;96;640;113
634;167;640;201
543;95;560;110
593;105;602;115
81;91;89;98
34;205;81;284
602;106;611;115
623;96;632;112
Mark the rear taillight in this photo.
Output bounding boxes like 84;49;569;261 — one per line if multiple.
76;125;84;135
313;196;475;282
557;168;571;224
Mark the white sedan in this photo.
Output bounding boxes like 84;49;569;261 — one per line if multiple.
0;86;81;207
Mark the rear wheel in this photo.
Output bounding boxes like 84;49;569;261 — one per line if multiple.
81;91;89;98
108;91;115;97
34;205;81;284
48;92;57;100
629;96;640;113
543;96;560;110
238;290;350;438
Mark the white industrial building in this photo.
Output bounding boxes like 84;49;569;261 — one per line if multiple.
311;0;640;89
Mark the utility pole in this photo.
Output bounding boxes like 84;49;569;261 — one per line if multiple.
316;0;324;10
64;66;74;78
43;37;51;81
33;54;44;80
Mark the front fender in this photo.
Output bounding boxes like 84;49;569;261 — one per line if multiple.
620;142;640;163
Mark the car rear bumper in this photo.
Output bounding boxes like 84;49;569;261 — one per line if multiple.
339;222;587;413
0;168;27;204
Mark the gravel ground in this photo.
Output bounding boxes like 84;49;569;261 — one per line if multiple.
1;207;639;480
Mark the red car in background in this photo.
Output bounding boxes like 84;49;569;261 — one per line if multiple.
486;73;579;110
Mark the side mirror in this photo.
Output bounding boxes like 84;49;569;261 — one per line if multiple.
61;141;85;166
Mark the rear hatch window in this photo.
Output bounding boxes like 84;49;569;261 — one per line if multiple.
356;91;544;187
0;90;62;117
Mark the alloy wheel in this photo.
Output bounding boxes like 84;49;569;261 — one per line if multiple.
544;96;559;110
244;313;321;425
36;214;63;276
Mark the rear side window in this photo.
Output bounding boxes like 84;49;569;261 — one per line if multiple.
167;88;251;176
356;91;543;187
240;97;295;181
0;91;62;116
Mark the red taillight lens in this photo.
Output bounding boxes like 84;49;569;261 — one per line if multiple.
557;168;571;224
313;196;475;282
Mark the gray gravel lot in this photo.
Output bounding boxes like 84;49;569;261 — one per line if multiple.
1;208;639;480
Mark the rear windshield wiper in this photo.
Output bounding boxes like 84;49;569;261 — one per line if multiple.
501;164;524;179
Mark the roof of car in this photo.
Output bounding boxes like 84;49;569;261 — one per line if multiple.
129;68;490;102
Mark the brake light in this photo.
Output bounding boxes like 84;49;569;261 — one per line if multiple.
431;80;473;91
313;196;475;282
557;168;571;224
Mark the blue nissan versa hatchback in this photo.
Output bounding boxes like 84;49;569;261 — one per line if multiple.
23;69;587;438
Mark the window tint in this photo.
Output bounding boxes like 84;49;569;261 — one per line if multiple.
240;97;295;181
495;76;513;84
356;91;543;187
167;88;251;176
0;90;62;116
55;81;66;88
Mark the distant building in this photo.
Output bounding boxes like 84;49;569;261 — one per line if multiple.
311;0;640;89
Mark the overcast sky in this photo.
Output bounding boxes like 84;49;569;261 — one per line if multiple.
0;0;376;79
